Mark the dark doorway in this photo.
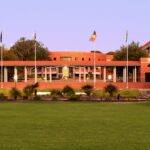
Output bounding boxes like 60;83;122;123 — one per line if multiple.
145;73;150;82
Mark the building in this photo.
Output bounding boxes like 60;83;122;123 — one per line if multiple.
1;50;150;89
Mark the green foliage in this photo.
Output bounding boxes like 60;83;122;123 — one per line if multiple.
113;41;148;61
82;84;93;96
93;89;109;97
10;88;21;100
23;82;39;99
10;37;50;60
0;88;10;96
104;84;118;97
0;93;6;101
106;51;115;55
62;85;75;96
3;50;18;60
69;95;80;101
33;96;42;101
119;89;139;98
51;89;62;96
91;50;102;53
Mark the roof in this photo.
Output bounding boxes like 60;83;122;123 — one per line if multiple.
2;60;140;67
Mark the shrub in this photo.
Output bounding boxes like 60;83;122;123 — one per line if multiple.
51;95;59;101
62;85;75;96
82;84;93;96
93;89;109;98
10;88;21;100
104;84;118;97
119;89;139;98
69;95;80;101
0;93;6;101
23;82;39;99
33;96;42;101
51;89;62;96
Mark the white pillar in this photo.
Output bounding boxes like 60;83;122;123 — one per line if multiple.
103;66;106;82
56;67;59;78
73;67;75;79
14;66;18;82
123;67;127;82
34;66;37;83
84;67;86;82
4;67;8;82
79;67;81;82
134;66;137;82
113;66;116;82
49;67;52;82
24;66;27;82
45;67;47;82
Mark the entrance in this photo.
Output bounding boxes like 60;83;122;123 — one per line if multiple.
145;73;150;82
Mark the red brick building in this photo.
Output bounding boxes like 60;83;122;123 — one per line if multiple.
1;51;150;89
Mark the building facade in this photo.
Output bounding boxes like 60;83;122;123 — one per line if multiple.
1;51;150;89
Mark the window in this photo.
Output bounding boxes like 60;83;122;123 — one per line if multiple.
54;57;57;61
75;57;78;60
82;58;84;61
60;57;72;61
89;58;91;61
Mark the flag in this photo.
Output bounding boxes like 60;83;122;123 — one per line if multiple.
125;30;128;43
32;32;36;40
0;32;2;43
90;31;97;42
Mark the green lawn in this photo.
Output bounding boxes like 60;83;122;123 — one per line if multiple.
0;101;150;150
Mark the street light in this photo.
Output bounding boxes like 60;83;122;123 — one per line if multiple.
14;74;18;88
108;74;112;81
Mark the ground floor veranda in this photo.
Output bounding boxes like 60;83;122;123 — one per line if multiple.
1;63;150;89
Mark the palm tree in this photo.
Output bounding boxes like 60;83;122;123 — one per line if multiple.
104;84;118;97
82;84;93;96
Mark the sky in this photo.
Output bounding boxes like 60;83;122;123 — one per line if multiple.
0;0;150;53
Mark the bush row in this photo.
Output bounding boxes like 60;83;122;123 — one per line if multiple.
0;83;140;101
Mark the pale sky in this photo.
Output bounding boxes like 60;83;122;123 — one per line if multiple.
0;0;150;53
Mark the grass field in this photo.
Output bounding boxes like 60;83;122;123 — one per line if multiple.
0;101;150;150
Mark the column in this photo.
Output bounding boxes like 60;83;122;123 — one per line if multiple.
113;66;116;82
14;66;18;82
84;67;86;82
123;67;127;82
79;67;81;82
35;66;37;83
73;67;75;79
49;67;52;82
24;66;27;82
45;67;47;82
103;66;106;82
56;67;59;78
134;66;137;82
4;67;8;82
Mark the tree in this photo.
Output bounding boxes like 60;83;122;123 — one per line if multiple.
113;41;148;61
82;84;93;96
3;50;18;60
10;37;50;60
62;85;75;96
10;88;21;100
104;84;118;97
23;82;39;99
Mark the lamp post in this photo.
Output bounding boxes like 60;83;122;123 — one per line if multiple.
108;74;112;82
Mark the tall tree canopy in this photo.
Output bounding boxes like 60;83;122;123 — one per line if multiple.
113;41;148;61
10;37;50;60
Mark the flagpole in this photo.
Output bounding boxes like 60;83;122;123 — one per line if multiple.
93;42;96;89
126;31;128;89
34;38;37;83
90;31;97;89
0;32;3;88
